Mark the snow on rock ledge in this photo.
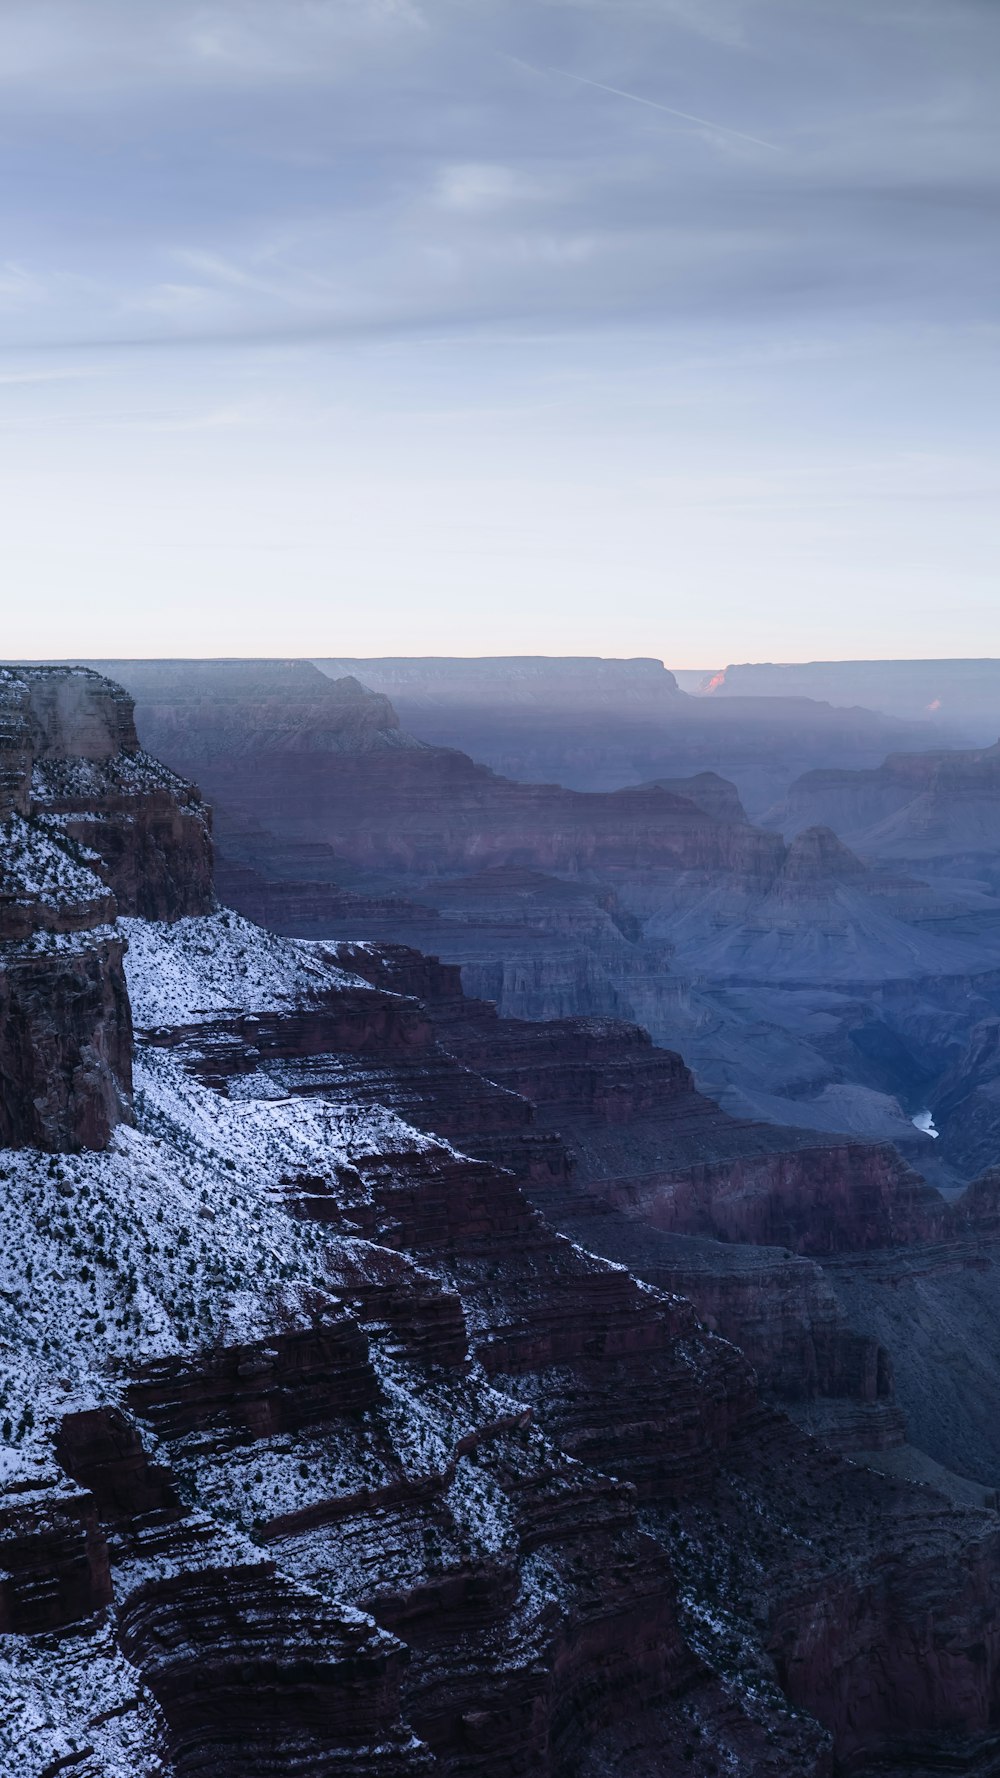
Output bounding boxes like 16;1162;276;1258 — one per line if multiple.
0;1045;447;1465
121;908;371;1027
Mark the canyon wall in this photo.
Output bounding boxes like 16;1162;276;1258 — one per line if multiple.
768;739;1000;876
311;655;947;810
130;915;1000;1775
0;664;212;1148
8;664;1000;1773
69;659;1000;1176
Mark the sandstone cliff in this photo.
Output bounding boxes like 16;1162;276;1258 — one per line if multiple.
8;668;1000;1774
116;912;1000;1776
0;664;212;1149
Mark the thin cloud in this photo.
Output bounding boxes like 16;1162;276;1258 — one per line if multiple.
1;0;997;357
549;67;782;152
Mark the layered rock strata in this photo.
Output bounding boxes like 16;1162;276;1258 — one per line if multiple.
7;670;1000;1773
80;658;1000;1172
0;665;212;1149
142;917;1000;1775
324;940;1000;1492
25;664;214;921
309;655;944;810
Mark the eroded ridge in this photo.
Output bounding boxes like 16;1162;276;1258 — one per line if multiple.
3;668;1000;1775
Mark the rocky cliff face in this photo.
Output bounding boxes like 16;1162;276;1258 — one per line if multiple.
119;914;1000;1775
768;739;1000;879
329;937;1000;1497
4;663;214;922
211;814;1000;1182
0;928;133;1150
25;664;215;921
595;1139;951;1255
0;671;31;819
9;667;1000;1774
0;664;212;1149
0;906;815;1777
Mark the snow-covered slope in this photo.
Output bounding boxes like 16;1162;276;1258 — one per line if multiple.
121;909;371;1025
0;813;106;914
7;883;1000;1778
0;1045;448;1454
0;910;594;1776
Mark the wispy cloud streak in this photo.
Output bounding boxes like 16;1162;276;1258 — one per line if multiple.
548;66;782;153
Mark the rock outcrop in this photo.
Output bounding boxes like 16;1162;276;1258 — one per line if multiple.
0;927;133;1150
26;665;214;921
0;664;212;1149
767;738;1000;880
9;666;1000;1775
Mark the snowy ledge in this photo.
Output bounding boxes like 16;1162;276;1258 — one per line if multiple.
121;908;374;1027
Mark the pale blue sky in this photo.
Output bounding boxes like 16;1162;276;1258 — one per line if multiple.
2;0;999;663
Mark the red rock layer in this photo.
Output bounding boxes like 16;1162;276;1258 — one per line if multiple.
23;666;214;922
155;949;1000;1774
0;664;214;1149
116;1557;432;1778
334;940;955;1258
597;1141;951;1255
0;1480;111;1632
0;931;133;1149
51;1256;717;1777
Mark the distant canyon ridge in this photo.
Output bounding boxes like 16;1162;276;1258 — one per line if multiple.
47;653;1000;1189
313;654;983;814
672;656;1000;736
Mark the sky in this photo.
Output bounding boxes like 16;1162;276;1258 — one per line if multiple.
2;0;999;665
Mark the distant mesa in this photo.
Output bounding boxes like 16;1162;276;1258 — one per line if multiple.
315;653;684;709
687;657;1000;741
305;653;958;816
636;770;749;824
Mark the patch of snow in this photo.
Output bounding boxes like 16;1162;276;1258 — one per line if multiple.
0;812;107;910
31;748;198;803
0;1044;447;1464
0;1620;166;1778
121;909;372;1027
